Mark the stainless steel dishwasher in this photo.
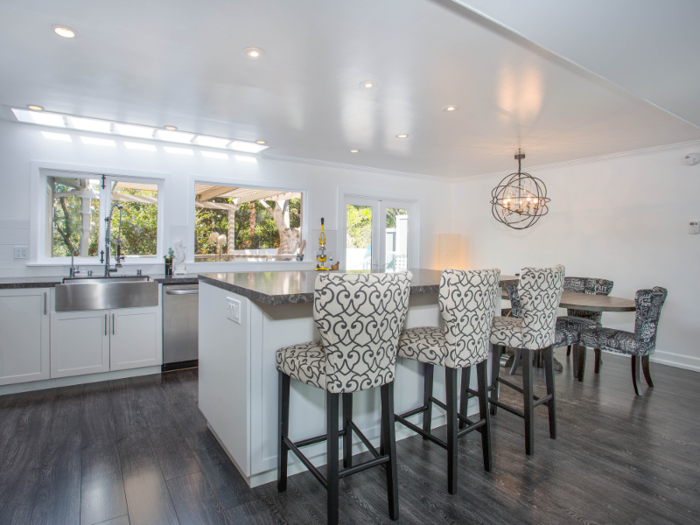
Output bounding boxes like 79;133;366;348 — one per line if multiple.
162;283;199;371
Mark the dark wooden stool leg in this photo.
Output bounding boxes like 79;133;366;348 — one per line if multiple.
641;355;654;388
422;363;434;438
631;356;641;396
522;349;535;455
459;366;471;430
381;383;399;520
476;360;493;472
572;345;579;379
566;345;572;356
445;367;459;495
543;346;556;440
509;348;522;375
576;344;586;382
490;344;502;416
327;392;340;525
278;371;291;493
594;349;602;374
343;393;353;468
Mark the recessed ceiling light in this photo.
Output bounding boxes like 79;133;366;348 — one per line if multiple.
443;106;459;112
81;136;116;147
350;149;359;153
194;135;230;149
27;105;44;111
228;140;268;153
361;80;377;89
114;123;156;139
53;26;76;38
42;131;71;142
69;116;112;133
243;47;265;59
164;125;177;131
396;134;409;138
157;129;196;144
256;140;266;145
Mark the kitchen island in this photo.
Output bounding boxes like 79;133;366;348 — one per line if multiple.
198;269;517;488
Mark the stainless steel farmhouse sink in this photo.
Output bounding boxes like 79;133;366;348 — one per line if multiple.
55;276;159;312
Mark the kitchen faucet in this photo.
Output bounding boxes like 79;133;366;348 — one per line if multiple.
104;202;124;276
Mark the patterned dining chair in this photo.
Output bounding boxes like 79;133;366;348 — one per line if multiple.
581;287;667;396
395;269;500;494
490;265;565;455
276;271;412;525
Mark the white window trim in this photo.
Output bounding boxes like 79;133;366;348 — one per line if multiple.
29;161;166;266
337;187;420;272
188;175;310;268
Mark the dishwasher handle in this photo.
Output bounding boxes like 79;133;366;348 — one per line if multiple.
165;289;199;295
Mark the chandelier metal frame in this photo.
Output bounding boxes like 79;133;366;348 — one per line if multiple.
490;149;550;230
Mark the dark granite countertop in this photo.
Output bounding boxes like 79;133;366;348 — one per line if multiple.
0;276;64;289
199;269;518;306
152;274;200;285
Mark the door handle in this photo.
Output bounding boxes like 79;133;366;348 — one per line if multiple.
112;313;115;335
165;290;199;295
44;292;47;315
105;314;108;336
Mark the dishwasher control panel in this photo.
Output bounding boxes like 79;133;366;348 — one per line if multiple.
226;297;241;324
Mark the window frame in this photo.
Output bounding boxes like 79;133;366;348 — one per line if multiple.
29;162;166;266
188;176;310;267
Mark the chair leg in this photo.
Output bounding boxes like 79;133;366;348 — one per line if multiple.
572;345;579;379
594;349;602;374
422;363;434;438
509;348;522;375
543;346;556;440
490;344;502;416
445;367;459;495
343;393;353;469
277;372;291;493
566;345;572;356
522;350;535;455
641;355;654;388
476;360;492;472
576;344;586;382
459;366;471;430
381;383;399;520
631;356;641;396
326;392;340;525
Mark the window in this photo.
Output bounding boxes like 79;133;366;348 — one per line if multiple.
194;184;303;262
343;196;415;272
43;170;161;261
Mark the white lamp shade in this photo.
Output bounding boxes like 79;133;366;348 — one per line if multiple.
438;234;461;269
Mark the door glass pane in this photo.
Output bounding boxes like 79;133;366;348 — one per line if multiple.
46;176;101;258
110;181;159;258
346;204;373;270
385;207;409;272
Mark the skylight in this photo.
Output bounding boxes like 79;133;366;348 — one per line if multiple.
157;130;196;144
13;108;65;127
229;141;267;154
70;116;112;133
114;123;156;139
195;135;230;148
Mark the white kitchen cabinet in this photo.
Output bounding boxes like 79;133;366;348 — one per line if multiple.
110;306;162;371
0;288;51;385
51;310;110;378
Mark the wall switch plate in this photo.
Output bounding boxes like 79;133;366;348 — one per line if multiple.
226;297;241;324
13;246;28;259
689;222;700;235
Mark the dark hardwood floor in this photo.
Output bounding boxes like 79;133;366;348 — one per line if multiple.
1;349;699;525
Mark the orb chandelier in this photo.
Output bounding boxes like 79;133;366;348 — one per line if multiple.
490;149;550;230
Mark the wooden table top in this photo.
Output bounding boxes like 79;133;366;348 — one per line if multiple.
501;289;636;312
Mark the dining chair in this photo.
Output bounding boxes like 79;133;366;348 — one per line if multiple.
581;287;667;396
489;265;565;455
276;271;412;525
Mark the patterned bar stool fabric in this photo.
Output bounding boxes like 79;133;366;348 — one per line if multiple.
581;287;667;396
276;271;412;525
395;269;500;494
489;265;565;455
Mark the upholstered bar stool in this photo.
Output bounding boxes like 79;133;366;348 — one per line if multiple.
394;268;501;494
582;287;667;396
276;271;412;525
489;265;565;456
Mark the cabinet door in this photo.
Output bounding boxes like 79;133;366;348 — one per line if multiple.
0;288;50;385
51;310;110;378
110;306;162;371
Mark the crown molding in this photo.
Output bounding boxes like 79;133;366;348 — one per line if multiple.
260;153;451;183
451;139;700;184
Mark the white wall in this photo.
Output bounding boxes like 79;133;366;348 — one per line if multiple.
451;142;700;371
0;120;450;277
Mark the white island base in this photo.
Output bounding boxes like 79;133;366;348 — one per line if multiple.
198;281;487;488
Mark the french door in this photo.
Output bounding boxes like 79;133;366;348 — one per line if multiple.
343;196;414;272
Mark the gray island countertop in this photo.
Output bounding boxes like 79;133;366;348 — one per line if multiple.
199;269;518;306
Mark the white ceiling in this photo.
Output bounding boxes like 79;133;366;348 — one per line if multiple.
0;0;698;179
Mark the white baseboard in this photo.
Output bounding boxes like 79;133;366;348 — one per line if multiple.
650;351;700;373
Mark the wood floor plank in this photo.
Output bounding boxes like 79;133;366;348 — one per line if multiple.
225;499;289;525
148;424;201;481
166;471;229;525
108;379;146;441
80;441;128;525
94;516;130;525
50;384;84;437
82;382;117;447
29;431;82;525
117;431;179;525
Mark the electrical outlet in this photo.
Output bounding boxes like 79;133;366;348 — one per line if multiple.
689;222;700;235
13;246;28;259
226;297;241;324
